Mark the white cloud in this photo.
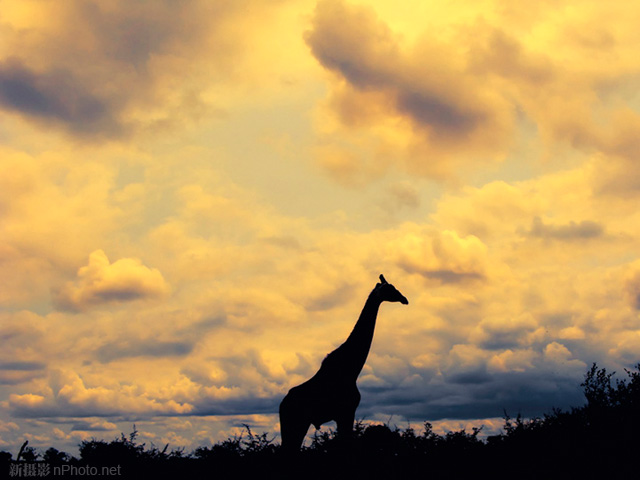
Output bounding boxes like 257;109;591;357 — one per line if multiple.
54;250;170;311
391;229;489;283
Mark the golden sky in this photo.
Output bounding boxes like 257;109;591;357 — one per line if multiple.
1;0;640;453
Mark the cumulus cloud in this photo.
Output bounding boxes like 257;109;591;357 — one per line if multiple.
306;0;509;139
358;359;586;422
306;0;515;182
0;147;129;310
471;314;539;350
9;370;193;418
306;0;640;188
54;250;170;312
353;337;589;422
392;230;488;283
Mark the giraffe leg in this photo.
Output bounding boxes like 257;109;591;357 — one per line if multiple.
335;386;360;448
280;416;309;453
279;390;310;453
336;410;356;439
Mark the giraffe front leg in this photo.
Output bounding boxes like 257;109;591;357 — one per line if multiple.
279;388;310;453
335;385;360;446
280;416;309;454
335;409;358;456
336;411;356;439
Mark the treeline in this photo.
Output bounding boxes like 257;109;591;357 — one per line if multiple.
2;363;639;479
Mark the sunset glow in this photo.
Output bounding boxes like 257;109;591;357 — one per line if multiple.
1;0;640;454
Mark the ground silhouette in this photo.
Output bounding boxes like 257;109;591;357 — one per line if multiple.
4;364;640;477
4;363;640;479
279;274;408;453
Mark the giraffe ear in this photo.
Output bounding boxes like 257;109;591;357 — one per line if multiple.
379;274;388;284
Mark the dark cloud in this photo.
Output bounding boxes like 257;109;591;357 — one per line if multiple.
71;420;114;432
0;361;47;385
418;270;485;285
306;0;512;179
0;361;47;371
625;265;640;310
92;289;150;303
475;317;538;351
632;293;640;311
528;217;605;240
305;0;398;88
0;0;250;141
395;89;484;138
359;369;585;422
446;368;493;385
305;1;485;138
76;0;189;68
190;396;281;417
0;58;121;138
96;340;194;363
397;264;485;284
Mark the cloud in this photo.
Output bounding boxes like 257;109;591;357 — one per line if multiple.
306;0;514;182
306;1;500;138
355;340;587;421
95;340;193;363
472;314;539;350
54;250;170;312
0;361;46;371
0;146;134;311
391;230;488;283
0;361;47;386
71;420;117;432
0;58;120;138
306;0;640;188
9;370;193;418
0;0;260;140
527;217;605;240
624;261;640;310
468;26;554;85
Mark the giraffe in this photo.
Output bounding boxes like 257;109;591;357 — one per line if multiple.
279;274;408;452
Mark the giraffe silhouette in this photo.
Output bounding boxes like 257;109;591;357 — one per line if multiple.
279;274;408;452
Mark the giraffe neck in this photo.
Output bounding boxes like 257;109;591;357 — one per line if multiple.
341;291;382;378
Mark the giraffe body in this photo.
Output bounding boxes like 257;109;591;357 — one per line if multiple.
279;275;408;452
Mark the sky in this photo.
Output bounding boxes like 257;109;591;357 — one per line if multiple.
1;0;640;455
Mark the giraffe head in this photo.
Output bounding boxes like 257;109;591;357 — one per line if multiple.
373;274;409;305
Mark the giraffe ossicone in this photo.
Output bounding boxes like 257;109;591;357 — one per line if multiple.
279;274;408;452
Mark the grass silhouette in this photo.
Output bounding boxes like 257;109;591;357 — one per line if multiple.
3;362;639;479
